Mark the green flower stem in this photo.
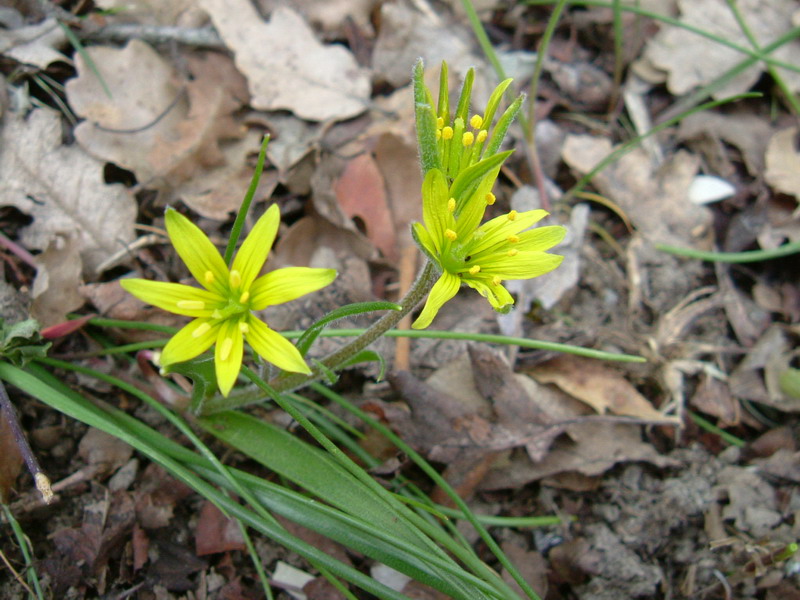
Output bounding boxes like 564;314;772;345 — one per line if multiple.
656;240;800;263
201;261;437;413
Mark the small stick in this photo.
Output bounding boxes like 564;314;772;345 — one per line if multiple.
0;381;53;504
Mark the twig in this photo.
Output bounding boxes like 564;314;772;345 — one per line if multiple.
0;380;53;504
81;24;225;49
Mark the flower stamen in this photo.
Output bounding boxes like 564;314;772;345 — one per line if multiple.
507;210;518;221
219;337;233;361
507;234;520;243
441;126;454;140
204;271;215;284
447;197;456;212
470;114;483;129
444;229;457;241
462;131;474;146
239;322;249;334
485;192;496;206
492;276;502;286
469;265;481;275
476;129;488;144
177;300;205;310
192;322;211;338
239;291;250;303
229;270;242;288
507;248;519;257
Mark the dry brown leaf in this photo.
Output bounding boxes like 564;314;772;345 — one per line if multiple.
479;421;678;490
0;17;67;68
78;427;134;478
643;0;800;99
195;501;246;556
678;111;774;176
562;134;711;246
31;234;85;328
95;0;206;27
200;1;370;121
67;41;251;218
372;1;474;88
0;411;24;503
66;40;184;183
257;0;375;34
529;355;677;422
765;126;800;200
0;108;136;275
334;152;398;262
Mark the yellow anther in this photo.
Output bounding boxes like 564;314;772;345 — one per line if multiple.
239;291;250;303
177;300;205;310
436;116;444;128
485;192;496;205
462;131;474;146
444;229;458;241
436;129;442;140
219;337;234;361
470;114;484;129
204;270;215;284
442;126;454;140
212;309;223;319
447;197;456;212
469;265;481;275
239;322;249;334
507;248;519;257
476;129;488;143
492;276;502;286
229;270;242;288
507;234;520;243
507;210;518;221
192;322;211;338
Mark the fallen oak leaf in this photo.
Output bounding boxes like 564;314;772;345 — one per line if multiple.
528;355;679;423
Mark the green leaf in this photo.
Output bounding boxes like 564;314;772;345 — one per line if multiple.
414;59;441;174
161;355;217;412
295;301;401;358
449;150;513;203
454;67;476;123
484;94;524;157
340;349;387;381
779;368;800;400
0;319;49;367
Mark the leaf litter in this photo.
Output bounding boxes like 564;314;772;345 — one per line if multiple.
1;0;800;599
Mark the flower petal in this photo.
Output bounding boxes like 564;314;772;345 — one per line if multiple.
120;278;222;317
231;204;280;292
160;318;219;366
467;209;550;256
215;318;244;397
454;168;497;240
465;278;515;311
411;271;461;329
165;208;229;295
250;267;336;310
246;316;311;374
515;226;567;252
482;251;564;279
421;168;452;254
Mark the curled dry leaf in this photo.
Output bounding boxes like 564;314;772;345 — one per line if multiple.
0;108;136;275
199;1;370;121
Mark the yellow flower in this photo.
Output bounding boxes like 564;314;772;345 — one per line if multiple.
121;205;336;396
411;169;565;329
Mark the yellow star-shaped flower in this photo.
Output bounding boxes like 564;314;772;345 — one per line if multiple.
121;205;336;396
411;168;565;329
